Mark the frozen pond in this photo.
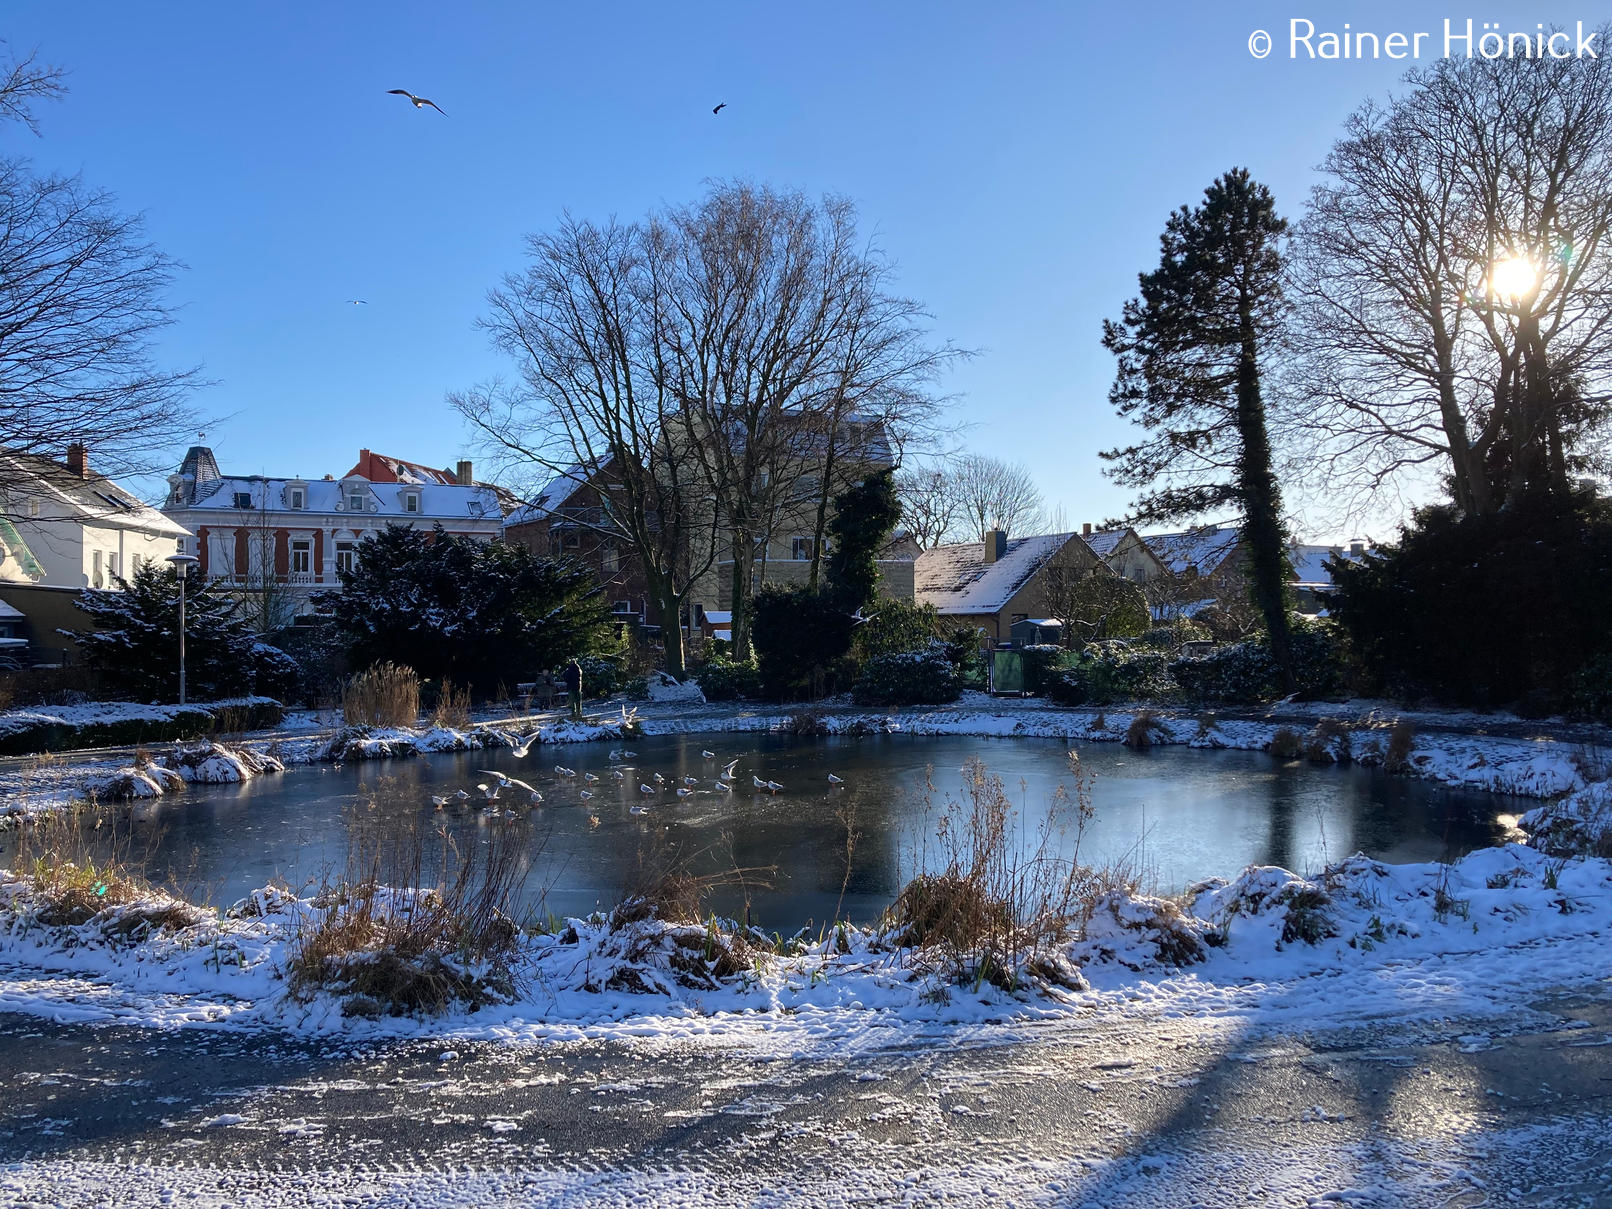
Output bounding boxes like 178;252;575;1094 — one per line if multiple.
66;733;1523;929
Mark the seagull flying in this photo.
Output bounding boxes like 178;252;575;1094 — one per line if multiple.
453;789;471;800
511;732;540;758
476;782;500;801
345;299;367;306
712;101;727;114
720;760;740;781
387;89;447;115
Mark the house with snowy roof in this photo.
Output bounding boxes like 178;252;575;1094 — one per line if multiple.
915;529;1103;643
1077;524;1168;584
161;445;511;619
1290;540;1370;614
0;443;192;664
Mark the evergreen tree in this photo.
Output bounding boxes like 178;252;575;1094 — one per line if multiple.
1101;169;1297;691
69;562;288;702
753;470;902;699
327;524;611;694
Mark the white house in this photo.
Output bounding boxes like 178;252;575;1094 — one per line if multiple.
0;444;190;590
160;445;513;617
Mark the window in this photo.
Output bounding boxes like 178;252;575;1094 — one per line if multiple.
91;549;103;588
602;547;619;573
563;531;580;550
233;491;253;509
346;489;366;513
129;553;141;576
791;536;814;561
107;553;118;580
335;542;356;575
404;492;420;514
288;487;305;510
613;600;634;614
290;539;311;575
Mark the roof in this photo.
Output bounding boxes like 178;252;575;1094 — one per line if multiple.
702;610;733;625
1081;529;1127;559
0;450;191;540
1141;523;1243;577
503;464;598;528
175;475;504;524
915;533;1078;615
1290;543;1369;588
0;599;25;620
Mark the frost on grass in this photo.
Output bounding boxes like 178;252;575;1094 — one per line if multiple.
1520;780;1612;858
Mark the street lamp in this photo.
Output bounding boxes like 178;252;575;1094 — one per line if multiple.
166;552;200;705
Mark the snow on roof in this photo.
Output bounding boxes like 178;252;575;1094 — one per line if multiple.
180;475;501;522
503;464;599;527
1017;618;1061;628
1290;543;1369;588
702;610;733;624
0;599;24;619
1080;529;1127;559
0;451;190;540
915;533;1076;615
1141;523;1243;576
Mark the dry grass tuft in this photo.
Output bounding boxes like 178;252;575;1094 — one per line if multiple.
1123;710;1170;749
1268;726;1304;760
1385;720;1417;773
286;811;533;1015
342;663;421;728
1304;717;1353;764
431;680;472;730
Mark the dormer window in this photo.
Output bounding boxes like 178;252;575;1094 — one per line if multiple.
288;487;306;510
403;491;420;514
233;491;253;509
347;488;366;513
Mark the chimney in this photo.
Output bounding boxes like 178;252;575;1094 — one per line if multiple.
1348;539;1367;558
983;528;1007;563
456;459;473;486
66;442;89;478
1082;522;1092;537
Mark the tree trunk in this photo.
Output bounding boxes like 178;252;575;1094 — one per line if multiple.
1234;308;1297;695
728;533;756;661
645;568;687;679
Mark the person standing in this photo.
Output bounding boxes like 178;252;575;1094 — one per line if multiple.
562;658;583;721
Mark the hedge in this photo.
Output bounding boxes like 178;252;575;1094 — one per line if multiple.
0;698;285;756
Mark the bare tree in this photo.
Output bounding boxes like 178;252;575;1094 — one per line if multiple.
453;216;724;679
894;464;960;549
0;42;64;135
1285;43;1612;521
950;453;1045;541
650;183;957;659
0;44;199;503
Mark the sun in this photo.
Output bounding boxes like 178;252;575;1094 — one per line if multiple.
1488;255;1541;302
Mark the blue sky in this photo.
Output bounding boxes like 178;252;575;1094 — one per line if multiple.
5;2;1600;539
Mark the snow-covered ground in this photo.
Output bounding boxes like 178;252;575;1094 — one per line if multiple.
2;833;1609;1052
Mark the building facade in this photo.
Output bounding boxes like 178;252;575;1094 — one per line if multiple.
161;445;510;619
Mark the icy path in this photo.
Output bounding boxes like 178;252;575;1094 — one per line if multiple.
4;982;1612;1208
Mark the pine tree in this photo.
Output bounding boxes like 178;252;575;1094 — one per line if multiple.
824;469;903;613
69;563;272;702
327;524;612;694
1101;169;1297;691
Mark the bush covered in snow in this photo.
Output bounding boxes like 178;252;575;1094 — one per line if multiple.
1045;647;1168;706
1019;644;1067;696
697;659;763;702
851;645;961;706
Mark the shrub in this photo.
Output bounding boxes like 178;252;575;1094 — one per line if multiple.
852;645;961;706
1330;493;1612;709
1045;648;1168;706
1170;641;1279;703
697;659;762;702
342;663;420;727
941;625;987;688
1135;618;1211;651
1570;653;1612;723
250;641;302;702
752;586;855;700
1268;726;1304;759
1020;644;1067;696
851;599;939;662
1124;710;1170;748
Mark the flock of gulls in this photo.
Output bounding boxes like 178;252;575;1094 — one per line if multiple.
429;743;845;820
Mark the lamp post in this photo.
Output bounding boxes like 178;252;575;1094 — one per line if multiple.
166;552;200;705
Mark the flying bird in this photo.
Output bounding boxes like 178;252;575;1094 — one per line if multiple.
476;782;500;801
453;789;471;800
345;299;368;306
387;88;446;115
712;101;727;114
720;760;740;781
511;732;540;758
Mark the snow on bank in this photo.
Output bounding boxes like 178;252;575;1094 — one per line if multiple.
1520;779;1612;858
2;841;1609;1048
83;741;287;800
